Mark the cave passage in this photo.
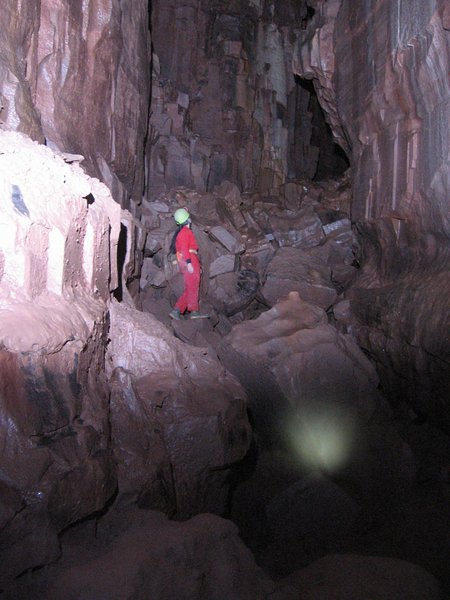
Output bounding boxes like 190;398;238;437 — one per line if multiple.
0;0;449;597
288;76;350;182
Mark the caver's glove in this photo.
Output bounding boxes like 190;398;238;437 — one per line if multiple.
187;262;194;274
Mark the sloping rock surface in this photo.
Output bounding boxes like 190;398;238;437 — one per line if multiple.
107;300;251;517
272;554;443;600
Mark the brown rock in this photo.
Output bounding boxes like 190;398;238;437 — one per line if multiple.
262;246;337;309
49;509;273;600
226;292;414;503
106;300;251;516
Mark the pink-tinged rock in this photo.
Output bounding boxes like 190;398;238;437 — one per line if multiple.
209;254;237;278
140;257;166;289
348;255;450;430
0;340;116;585
109;368;176;514
49;508;273;600
227;292;378;419
226;292;415;501
148;0;309;195
106;300;251;516
295;1;450;426
0;131;121;582
0;0;151;208
440;0;450;30
0;2;44;141
322;217;353;244
209;225;245;254
241;236;277;274
262;247;337;309
281;181;308;209
214;181;248;230
267;206;326;249
208;269;260;317
331;298;352;333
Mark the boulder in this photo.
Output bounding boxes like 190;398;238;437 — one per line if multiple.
209;254;237;278
261;247;337;309
106;300;252;516
208;270;260;317
226;292;415;502
267;206;326;249
208;225;245;254
272;554;443;600
49;508;274;600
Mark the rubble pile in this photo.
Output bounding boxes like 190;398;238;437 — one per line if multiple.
138;174;358;333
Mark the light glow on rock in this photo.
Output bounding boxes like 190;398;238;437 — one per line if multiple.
286;407;356;473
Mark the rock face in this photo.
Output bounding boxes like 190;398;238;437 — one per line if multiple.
147;0;347;197
107;300;251;517
0;131;252;585
0;0;449;596
49;508;273;600
1;0;448;432
294;0;450;429
0;131;121;584
225;292;414;501
0;0;151;210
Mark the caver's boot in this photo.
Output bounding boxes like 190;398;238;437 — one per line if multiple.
169;308;181;320
189;310;209;319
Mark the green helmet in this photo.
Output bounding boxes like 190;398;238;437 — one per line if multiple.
174;208;190;225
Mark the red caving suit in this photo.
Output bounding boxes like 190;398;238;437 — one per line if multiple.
174;225;200;313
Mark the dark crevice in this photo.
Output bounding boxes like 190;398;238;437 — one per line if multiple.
289;76;350;182
113;223;127;302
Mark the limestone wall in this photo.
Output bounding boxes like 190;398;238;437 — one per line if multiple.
294;0;450;427
0;130;121;583
0;0;151;211
147;0;309;196
0;131;252;584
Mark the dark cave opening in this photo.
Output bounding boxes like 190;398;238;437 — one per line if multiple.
113;223;127;302
288;76;350;182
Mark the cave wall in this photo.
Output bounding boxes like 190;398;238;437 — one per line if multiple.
295;0;450;427
0;0;151;211
0;130;121;583
147;0;324;197
0;130;252;585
